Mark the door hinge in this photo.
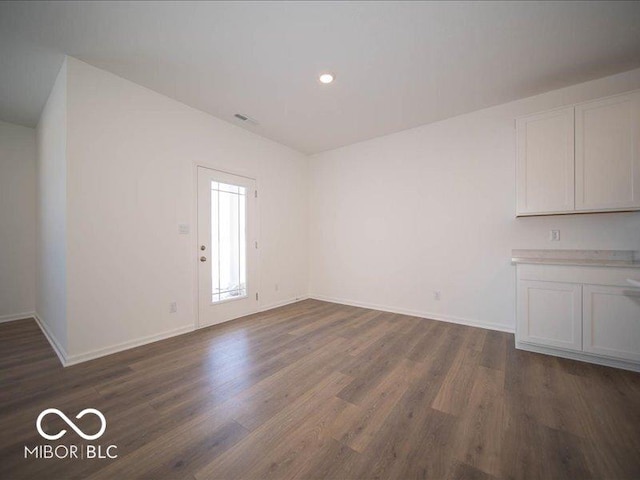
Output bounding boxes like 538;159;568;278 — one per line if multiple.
254;190;258;198
255;241;258;249
256;292;259;301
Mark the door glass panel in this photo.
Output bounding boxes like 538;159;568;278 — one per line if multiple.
211;181;247;303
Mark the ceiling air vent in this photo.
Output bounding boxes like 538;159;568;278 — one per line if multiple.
234;113;259;126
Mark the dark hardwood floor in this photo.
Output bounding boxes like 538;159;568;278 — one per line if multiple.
1;299;639;479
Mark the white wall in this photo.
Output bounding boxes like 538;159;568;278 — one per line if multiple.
35;59;68;352
64;58;308;360
0;121;36;322
32;56;640;362
309;68;640;332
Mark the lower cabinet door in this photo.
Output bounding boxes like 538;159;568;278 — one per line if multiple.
517;280;583;351
583;285;640;362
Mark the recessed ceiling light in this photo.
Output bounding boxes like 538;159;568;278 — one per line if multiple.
319;73;335;84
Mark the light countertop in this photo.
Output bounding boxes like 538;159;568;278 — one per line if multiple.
511;249;640;268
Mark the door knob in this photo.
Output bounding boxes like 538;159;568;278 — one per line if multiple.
200;256;207;262
200;245;206;251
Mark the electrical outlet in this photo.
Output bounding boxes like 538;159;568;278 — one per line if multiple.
433;291;441;301
550;229;561;241
169;302;177;313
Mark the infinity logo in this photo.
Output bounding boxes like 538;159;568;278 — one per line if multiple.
36;408;107;441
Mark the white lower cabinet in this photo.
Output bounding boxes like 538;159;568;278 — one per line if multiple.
583;285;640;363
517;280;582;352
515;264;640;371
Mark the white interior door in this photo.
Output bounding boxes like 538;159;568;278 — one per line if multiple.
197;166;258;328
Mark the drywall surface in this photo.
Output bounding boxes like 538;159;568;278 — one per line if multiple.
35;60;68;351
64;57;308;359
309;68;640;331
0;121;36;321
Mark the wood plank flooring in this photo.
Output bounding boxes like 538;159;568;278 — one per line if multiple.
1;299;639;479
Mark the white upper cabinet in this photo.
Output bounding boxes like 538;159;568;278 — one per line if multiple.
575;91;640;211
515;89;640;216
516;108;575;215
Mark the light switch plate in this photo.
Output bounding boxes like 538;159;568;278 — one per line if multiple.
178;224;190;235
550;229;560;241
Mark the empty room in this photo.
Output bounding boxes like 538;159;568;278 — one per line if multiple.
1;1;640;479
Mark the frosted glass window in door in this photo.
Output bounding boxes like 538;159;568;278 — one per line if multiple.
211;181;247;303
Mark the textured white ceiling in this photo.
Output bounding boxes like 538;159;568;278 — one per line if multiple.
1;1;639;154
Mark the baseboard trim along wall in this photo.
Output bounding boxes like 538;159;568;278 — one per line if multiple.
34;295;309;367
0;311;36;323
65;324;195;366
34;293;511;367
34;313;68;366
516;340;640;373
259;295;309;312
309;294;515;334
63;296;310;366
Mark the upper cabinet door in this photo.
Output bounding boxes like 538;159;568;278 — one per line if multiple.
575;91;640;211
516;107;575;215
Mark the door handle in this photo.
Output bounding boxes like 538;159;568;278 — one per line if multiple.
200;256;207;262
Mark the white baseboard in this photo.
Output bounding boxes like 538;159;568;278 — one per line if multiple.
516;341;640;373
259;295;309;312
66;297;312;365
308;293;515;334
34;297;312;367
34;313;68;366
66;298;313;365
0;311;36;323
32;294;512;368
65;324;195;366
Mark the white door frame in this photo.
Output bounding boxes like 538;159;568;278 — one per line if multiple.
192;161;261;329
